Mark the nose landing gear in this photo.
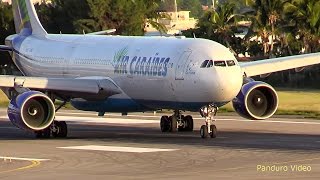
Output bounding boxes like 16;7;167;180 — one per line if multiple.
200;105;218;139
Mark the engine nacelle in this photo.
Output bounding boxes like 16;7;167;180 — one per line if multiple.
232;81;278;120
8;91;55;132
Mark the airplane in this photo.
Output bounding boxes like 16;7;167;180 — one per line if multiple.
0;0;319;139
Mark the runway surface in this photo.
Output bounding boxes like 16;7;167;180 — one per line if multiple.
0;109;319;180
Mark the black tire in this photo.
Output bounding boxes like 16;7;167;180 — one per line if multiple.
35;128;51;139
52;121;68;138
35;131;43;138
210;125;217;138
160;116;170;132
169;116;177;132
42;128;51;138
200;125;208;138
185;115;194;131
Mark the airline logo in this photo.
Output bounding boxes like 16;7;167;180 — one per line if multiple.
12;0;32;32
113;47;171;77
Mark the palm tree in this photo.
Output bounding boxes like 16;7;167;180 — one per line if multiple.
139;0;168;34
198;2;238;52
245;0;288;56
284;0;320;53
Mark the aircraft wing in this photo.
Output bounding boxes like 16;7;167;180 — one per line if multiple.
0;45;12;52
0;76;121;100
88;29;116;35
240;53;320;77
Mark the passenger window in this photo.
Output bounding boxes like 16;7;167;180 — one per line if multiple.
207;60;213;68
214;61;226;67
227;60;236;66
200;60;209;68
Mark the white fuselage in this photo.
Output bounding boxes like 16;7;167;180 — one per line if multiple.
8;34;243;111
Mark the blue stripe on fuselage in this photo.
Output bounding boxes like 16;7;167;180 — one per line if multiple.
71;98;229;113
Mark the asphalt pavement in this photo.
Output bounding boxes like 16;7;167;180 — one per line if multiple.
0;109;319;180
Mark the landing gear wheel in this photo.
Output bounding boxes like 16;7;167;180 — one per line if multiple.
35;131;42;138
35;128;51;139
185;115;194;132
199;105;219;139
210;125;217;138
178;115;193;132
52;121;68;138
169;116;177;132
160;116;170;132
43;128;51;138
200;125;208;138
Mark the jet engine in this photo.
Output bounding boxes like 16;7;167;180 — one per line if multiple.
232;81;278;120
7;91;55;131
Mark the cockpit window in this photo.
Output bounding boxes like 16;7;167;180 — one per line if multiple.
200;60;209;68
207;60;214;68
227;60;236;66
214;61;226;67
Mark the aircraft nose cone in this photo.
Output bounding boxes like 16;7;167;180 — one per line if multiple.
216;67;243;101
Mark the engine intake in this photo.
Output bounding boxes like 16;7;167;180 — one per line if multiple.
8;91;55;131
232;81;278;120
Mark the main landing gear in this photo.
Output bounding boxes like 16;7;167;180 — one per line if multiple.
160;110;194;132
35;120;68;138
35;100;68;139
199;105;218;139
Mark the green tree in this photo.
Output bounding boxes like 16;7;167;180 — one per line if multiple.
77;0;166;35
159;0;203;18
197;2;239;53
284;0;320;53
177;0;203;18
245;0;289;56
0;2;15;67
36;0;90;34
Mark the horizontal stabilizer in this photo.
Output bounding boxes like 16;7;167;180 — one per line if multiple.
0;45;12;52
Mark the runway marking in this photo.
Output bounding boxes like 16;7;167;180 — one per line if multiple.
0;160;40;174
2;114;320;125
216;118;320;125
0;156;49;174
55;116;159;124
0;156;50;161
58;116;320;125
58;145;178;153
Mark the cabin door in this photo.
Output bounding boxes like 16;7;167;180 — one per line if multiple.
175;51;192;80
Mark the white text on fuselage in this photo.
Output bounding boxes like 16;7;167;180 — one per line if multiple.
114;56;170;77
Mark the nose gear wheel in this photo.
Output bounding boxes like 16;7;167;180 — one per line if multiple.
200;105;218;139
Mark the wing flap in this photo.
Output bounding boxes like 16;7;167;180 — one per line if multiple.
0;76;121;100
240;53;320;77
88;29;116;35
